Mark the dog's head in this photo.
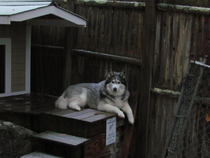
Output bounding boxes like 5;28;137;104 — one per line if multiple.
105;69;127;97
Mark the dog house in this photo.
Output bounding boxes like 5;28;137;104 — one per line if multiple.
0;0;86;97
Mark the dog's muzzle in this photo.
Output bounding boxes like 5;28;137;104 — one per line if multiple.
113;87;117;92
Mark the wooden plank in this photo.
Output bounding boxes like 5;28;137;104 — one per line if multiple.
0;94;123;139
0;95;31;105
35;131;88;147
0;102;30;111
70;110;104;120
62;109;96;118
13;103;54;114
62;0;76;89
45;108;74;116
85;128;124;158
120;91;138;158
151;87;180;98
157;3;210;15
138;0;157;158
25;105;55;114
0;112;35;131
83;113;115;123
38;113;89;137
75;1;145;9
34;133;85;158
40;109;119;138
72;49;142;66
85;115;126;138
61;108;116;122
0;94;56;114
0;100;41;111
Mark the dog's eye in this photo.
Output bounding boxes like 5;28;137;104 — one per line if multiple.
117;81;121;84
112;81;115;83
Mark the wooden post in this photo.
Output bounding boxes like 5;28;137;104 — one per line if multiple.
137;0;157;157
63;0;77;90
120;92;139;158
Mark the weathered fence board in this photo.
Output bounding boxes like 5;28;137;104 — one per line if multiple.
159;0;210;7
69;53;140;92
148;6;210;158
75;4;144;58
31;26;65;46
153;12;192;90
147;94;178;158
31;46;65;96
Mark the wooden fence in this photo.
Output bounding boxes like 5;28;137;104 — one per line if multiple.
31;0;210;157
148;1;210;158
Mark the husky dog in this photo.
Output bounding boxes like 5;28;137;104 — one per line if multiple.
55;70;134;124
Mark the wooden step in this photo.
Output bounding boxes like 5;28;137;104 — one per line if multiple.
39;108;122;138
33;131;89;157
34;131;89;146
20;151;62;158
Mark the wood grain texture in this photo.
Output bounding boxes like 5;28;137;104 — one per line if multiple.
159;0;210;7
157;3;210;15
30;1;210;158
85;128;124;158
35;131;88;146
75;4;144;59
138;1;157;158
0;94;126;157
0;94;123;138
120;91;138;158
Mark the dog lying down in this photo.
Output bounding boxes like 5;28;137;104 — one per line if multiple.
55;70;134;124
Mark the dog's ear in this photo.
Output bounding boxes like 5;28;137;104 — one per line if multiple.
107;69;114;78
120;70;126;79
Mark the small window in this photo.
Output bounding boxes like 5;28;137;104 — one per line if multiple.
0;45;5;93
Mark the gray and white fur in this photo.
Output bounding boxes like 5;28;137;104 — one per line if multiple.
55;70;134;124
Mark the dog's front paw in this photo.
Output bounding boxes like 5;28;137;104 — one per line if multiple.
68;103;81;111
75;106;81;111
128;117;134;124
118;111;125;118
55;103;68;109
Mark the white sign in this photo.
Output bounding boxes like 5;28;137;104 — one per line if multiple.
106;117;116;146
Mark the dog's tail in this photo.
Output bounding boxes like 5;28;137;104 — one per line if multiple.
55;96;68;109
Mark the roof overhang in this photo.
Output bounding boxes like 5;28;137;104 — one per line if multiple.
0;1;87;27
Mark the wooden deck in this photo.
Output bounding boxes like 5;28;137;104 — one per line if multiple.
0;94;57;114
0;93;139;157
0;94;120;137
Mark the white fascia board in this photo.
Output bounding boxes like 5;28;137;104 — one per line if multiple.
25;25;31;93
9;6;53;22
0;5;51;24
0;16;10;24
0;2;51;6
50;6;86;27
0;4;50;15
0;91;29;98
8;6;86;27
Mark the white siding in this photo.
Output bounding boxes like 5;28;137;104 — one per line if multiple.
0;22;26;93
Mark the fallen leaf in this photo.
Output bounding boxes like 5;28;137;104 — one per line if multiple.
206;114;210;122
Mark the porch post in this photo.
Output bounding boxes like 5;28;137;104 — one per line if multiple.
138;0;157;157
63;0;76;89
